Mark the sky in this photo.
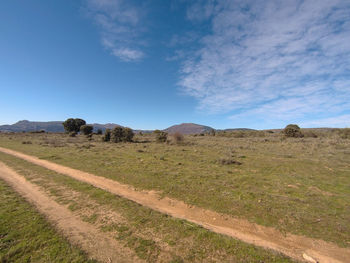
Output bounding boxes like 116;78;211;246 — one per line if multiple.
0;0;349;130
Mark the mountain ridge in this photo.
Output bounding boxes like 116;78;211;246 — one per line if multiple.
0;120;256;134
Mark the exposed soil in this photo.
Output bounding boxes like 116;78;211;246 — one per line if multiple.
0;161;142;263
1;146;350;263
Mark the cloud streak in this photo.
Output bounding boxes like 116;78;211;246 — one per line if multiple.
180;0;350;125
85;0;145;61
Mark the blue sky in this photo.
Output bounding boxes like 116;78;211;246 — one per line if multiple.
0;0;349;129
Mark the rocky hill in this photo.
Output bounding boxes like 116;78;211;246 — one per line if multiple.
164;123;214;134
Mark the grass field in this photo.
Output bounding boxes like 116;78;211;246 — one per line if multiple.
0;130;349;248
0;178;95;263
0;152;294;262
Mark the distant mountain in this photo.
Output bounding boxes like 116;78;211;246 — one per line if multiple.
0;120;123;133
0;120;65;132
91;123;121;132
164;123;214;134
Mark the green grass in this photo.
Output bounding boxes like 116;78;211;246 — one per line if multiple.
0;179;95;263
0;132;349;247
0;152;295;262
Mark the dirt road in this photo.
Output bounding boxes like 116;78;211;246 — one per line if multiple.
1;146;349;263
0;161;142;263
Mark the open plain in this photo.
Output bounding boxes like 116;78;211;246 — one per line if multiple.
0;130;349;262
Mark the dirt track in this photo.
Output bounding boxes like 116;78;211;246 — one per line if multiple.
0;161;142;263
1;146;349;263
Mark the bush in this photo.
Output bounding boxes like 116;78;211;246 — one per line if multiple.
69;131;77;137
173;132;184;144
154;130;168;143
111;127;134;143
111;127;124;143
96;129;103;135
63;118;86;133
123;128;134;142
102;129;111;142
80;125;93;135
283;124;303;138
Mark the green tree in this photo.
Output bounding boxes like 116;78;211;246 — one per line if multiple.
62;118;86;133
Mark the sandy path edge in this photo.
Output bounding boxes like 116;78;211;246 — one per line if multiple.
0;161;142;263
1;146;349;263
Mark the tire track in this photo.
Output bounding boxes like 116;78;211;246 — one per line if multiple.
1;146;349;263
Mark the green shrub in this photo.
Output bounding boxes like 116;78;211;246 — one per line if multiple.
111;127;124;143
123;128;134;142
102;129;111;142
283;124;303;138
111;127;134;143
80;125;93;135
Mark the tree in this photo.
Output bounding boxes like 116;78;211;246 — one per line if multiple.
80;125;93;135
62;118;86;133
75;119;86;132
283;124;303;138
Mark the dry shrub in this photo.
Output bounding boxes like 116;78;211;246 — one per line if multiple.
338;128;350;139
154;130;168;143
218;158;242;165
173;132;184;144
302;130;318;138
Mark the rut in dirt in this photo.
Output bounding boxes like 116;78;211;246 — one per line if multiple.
0;146;349;263
0;162;142;263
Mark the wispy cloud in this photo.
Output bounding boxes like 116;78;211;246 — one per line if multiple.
180;0;350;125
300;114;350;128
85;0;145;61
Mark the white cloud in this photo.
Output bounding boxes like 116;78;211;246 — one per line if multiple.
300;114;350;128
179;0;350;124
85;0;145;61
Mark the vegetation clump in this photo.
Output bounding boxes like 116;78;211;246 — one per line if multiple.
111;127;134;143
218;158;242;165
154;130;168;143
63;118;86;133
302;130;318;138
338;128;350;139
102;129;111;142
80;125;93;136
283;124;304;138
172;132;184;144
96;129;103;135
